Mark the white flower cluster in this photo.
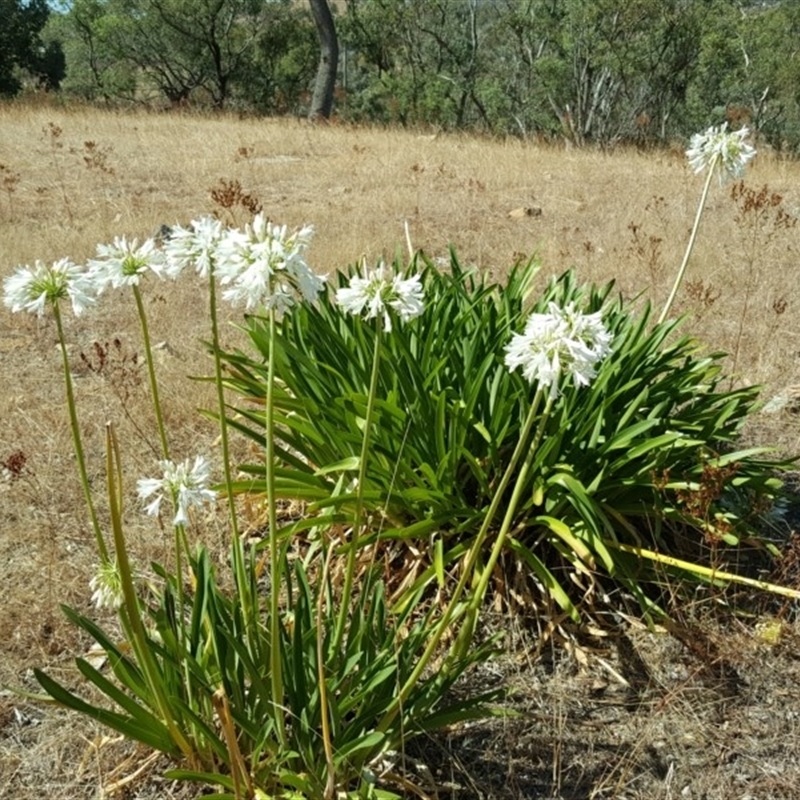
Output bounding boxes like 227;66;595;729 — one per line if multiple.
3;257;96;317
211;214;323;312
504;302;612;398
686;123;756;180
336;261;425;331
89;560;124;610
137;455;217;527
3;213;324;317
89;237;165;290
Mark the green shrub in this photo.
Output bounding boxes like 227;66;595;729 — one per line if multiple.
222;252;788;618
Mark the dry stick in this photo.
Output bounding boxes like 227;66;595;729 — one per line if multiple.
658;153;718;325
212;688;253;800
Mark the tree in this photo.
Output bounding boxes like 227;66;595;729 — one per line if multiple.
0;0;53;95
59;0;265;107
341;0;494;129
118;0;265;107
308;0;338;118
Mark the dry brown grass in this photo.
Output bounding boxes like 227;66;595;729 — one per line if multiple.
1;102;800;799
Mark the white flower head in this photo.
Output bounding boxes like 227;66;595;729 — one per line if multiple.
686;123;756;181
336;261;425;332
3;258;96;317
163;216;224;279
90;560;124;610
504;302;612;398
137;455;217;527
88;236;165;291
214;213;322;312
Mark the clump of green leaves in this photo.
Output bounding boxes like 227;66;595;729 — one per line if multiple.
223;252;789;619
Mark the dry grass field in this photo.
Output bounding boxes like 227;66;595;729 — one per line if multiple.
2;103;800;799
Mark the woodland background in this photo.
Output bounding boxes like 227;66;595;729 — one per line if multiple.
3;0;800;151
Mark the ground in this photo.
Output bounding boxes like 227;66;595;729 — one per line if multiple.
2;104;800;800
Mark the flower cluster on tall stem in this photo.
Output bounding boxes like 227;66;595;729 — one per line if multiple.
333;261;425;652
164;212;324;749
686;123;756;181
3;259;107;562
379;301;612;736
137;456;217;527
659;123;756;324
163;216;224;280
163;216;244;557
88;236;172;458
88;237;164;290
214;213;322;312
137;455;217;634
3;258;96;316
504;301;612;398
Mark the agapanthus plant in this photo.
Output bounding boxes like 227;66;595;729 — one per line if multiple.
332;259;426;651
137;455;217;527
336;259;424;332
215;212;324;748
377;296;613;736
659;123;756;323
215;213;322;312
3;258;106;561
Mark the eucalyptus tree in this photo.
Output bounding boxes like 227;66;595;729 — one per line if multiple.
341;0;495;128
308;0;338;118
114;0;265;107
0;0;58;94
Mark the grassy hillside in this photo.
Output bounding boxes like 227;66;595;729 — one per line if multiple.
1;103;799;799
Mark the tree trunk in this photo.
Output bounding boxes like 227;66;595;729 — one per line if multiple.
308;0;338;120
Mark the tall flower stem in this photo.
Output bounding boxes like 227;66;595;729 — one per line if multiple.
377;387;545;736
132;283;193;646
265;308;286;747
207;272;255;635
207;273;240;543
658;153;718;325
53;302;109;563
333;323;383;653
105;424;195;763
132;284;170;460
451;394;555;663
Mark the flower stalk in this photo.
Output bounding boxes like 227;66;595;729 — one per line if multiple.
132;283;170;459
333;321;384;653
658;157;716;325
54;301;109;563
659;123;756;324
264;307;286;746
